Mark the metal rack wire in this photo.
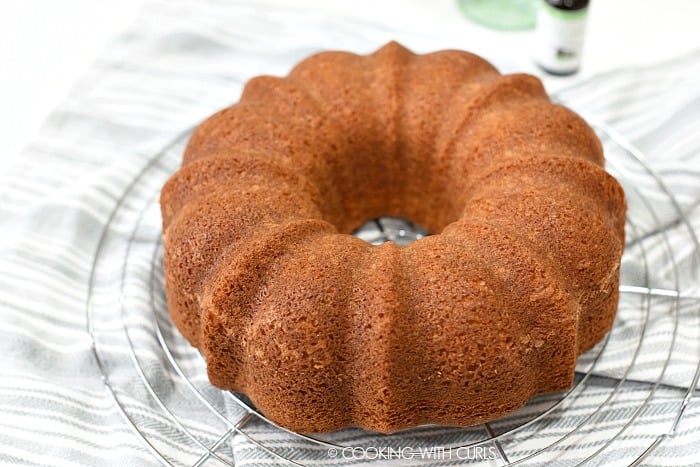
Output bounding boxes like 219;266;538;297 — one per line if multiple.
86;120;700;466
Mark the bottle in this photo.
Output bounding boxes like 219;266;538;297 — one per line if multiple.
534;0;590;75
457;0;537;31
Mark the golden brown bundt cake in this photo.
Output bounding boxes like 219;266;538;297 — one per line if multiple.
160;41;626;433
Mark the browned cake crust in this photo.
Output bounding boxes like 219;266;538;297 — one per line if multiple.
160;42;626;433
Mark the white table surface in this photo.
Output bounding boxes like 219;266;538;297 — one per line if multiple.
1;0;698;170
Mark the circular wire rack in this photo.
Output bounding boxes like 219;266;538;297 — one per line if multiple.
87;119;700;466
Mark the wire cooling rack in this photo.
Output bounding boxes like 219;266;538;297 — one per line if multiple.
86;119;700;466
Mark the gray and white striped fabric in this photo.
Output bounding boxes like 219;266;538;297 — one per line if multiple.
1;0;699;465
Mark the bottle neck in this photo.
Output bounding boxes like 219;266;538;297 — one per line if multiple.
545;0;589;11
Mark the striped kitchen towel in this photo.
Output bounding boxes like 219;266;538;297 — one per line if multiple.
1;0;699;466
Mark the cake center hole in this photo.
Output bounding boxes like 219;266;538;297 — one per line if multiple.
352;216;430;246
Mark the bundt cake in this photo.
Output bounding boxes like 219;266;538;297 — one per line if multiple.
160;41;626;434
